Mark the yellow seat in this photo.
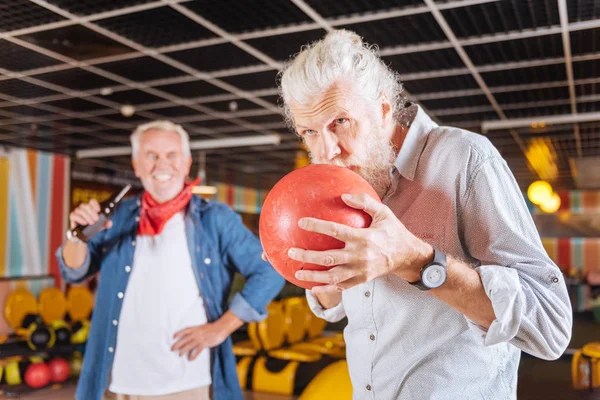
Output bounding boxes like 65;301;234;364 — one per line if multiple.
252;356;300;396
232;340;258;356
38;287;67;325
236;356;253;389
302;297;327;339
256;301;286;351
298;360;352;400
268;347;322;363
289;342;345;359
282;297;308;345
310;335;345;349
583;343;600;358
67;286;94;322
572;342;600;391
4;289;38;333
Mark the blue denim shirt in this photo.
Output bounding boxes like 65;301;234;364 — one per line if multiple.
56;195;285;400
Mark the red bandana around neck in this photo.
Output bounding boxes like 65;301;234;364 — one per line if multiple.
137;177;201;236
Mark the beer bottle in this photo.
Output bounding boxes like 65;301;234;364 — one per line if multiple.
67;184;131;243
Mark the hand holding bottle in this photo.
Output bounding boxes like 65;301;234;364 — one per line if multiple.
63;185;131;269
69;199;113;232
63;199;104;270
67;184;131;243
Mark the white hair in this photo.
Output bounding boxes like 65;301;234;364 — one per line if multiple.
130;120;191;159
278;29;406;130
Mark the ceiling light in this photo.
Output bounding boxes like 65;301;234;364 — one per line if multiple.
482;112;600;132
120;104;135;117
527;180;553;205
539;192;561;213
76;134;281;159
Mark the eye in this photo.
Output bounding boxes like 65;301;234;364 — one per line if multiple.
167;153;177;159
335;118;348;125
148;153;158;160
303;129;316;136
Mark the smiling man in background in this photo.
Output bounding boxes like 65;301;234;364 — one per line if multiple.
57;120;284;400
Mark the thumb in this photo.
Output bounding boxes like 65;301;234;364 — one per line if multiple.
341;193;383;217
104;220;113;230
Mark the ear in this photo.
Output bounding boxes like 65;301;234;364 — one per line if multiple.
184;155;193;174
380;94;393;124
132;157;141;178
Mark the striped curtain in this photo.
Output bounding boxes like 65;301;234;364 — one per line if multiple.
542;238;600;276
0;148;70;293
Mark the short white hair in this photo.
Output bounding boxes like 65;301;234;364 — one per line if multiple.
130;120;191;159
278;29;406;130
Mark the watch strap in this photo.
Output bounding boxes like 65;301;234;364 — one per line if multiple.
409;248;447;291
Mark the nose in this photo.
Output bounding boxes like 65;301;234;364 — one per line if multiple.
319;130;341;161
154;155;170;170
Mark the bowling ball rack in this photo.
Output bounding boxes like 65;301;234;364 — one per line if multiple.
0;335;84;358
0;338;85;398
1;376;79;398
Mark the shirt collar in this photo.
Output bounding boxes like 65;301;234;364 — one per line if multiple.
393;104;438;181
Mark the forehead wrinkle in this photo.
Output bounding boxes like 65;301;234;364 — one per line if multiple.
294;94;352;125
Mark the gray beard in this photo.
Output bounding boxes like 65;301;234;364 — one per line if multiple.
310;137;397;200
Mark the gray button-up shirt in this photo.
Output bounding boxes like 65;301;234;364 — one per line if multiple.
306;105;572;399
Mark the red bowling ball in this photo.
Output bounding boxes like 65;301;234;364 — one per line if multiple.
260;164;380;289
48;357;70;383
24;362;51;389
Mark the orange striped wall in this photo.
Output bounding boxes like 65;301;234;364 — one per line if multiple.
0;149;70;293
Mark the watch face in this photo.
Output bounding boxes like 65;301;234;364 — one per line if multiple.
422;264;446;289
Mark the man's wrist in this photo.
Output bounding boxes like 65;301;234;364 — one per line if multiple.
65;229;82;244
395;240;434;283
219;310;244;335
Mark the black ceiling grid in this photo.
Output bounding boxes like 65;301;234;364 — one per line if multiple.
0;0;597;189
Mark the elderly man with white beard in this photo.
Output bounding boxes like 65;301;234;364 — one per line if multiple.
273;29;572;399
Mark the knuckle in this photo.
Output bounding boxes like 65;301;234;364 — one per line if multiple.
363;231;375;243
364;249;376;262
328;274;340;286
329;226;339;237
322;255;335;266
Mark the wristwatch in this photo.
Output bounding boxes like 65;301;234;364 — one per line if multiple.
409;248;447;290
65;229;81;244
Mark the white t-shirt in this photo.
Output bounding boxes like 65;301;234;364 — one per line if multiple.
109;212;211;396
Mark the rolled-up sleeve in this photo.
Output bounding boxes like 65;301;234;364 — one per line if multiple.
56;245;92;283
55;227;107;284
305;290;346;323
220;205;285;323
461;156;572;360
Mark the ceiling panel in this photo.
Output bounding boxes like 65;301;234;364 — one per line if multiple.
183;0;312;34
0;0;65;33
0;0;597;191
95;6;217;48
17;25;135;60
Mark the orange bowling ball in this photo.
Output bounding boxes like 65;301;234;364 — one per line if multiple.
259;164;380;289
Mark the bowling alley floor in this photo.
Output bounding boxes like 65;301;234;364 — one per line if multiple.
12;313;600;400
14;388;295;400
